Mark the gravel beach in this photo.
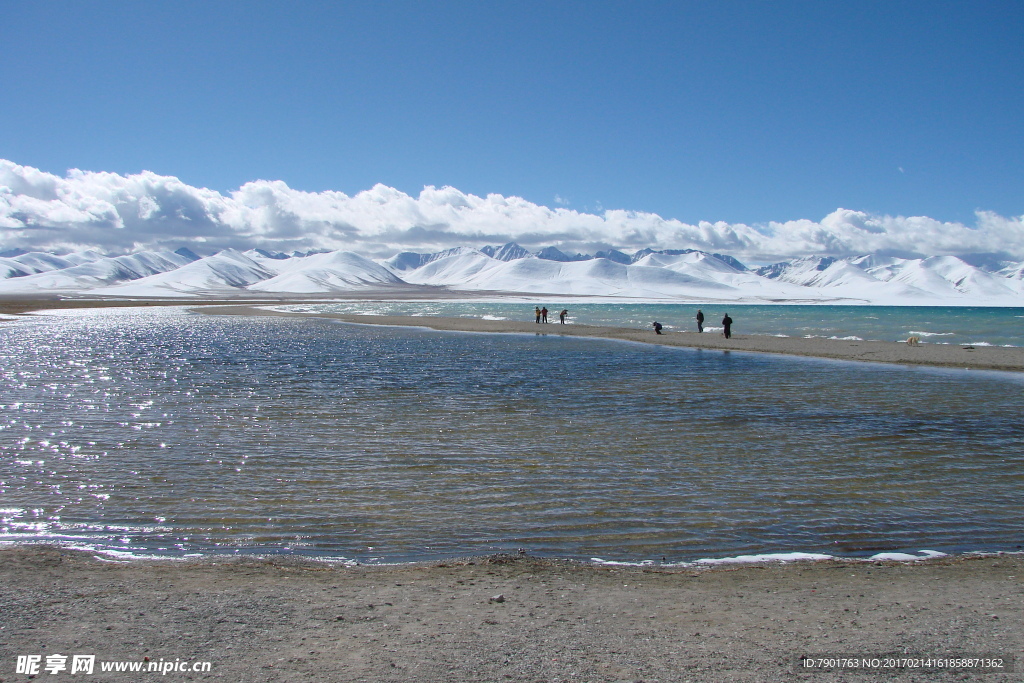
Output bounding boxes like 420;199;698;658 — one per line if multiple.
1;547;1022;682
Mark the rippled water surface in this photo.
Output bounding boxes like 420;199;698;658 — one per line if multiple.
2;307;1022;563
280;302;1024;347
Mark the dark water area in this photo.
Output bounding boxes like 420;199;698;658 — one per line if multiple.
2;307;1023;564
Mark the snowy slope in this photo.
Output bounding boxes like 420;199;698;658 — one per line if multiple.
400;250;507;286
2;252;76;275
0;256;32;279
632;251;812;298
0;250;197;293
380;247;481;273
89;249;277;296
757;254;1024;304
998;261;1024;280
407;254;813;301
851;255;1021;302
1;244;1021;304
249;251;403;292
756;256;940;304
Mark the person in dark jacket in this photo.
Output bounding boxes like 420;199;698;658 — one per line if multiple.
722;313;733;339
696;309;705;333
652;321;663;334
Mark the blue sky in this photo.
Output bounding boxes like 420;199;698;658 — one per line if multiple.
3;1;1021;227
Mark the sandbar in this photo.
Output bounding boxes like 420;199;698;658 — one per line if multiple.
4;296;1021;373
206;305;1024;373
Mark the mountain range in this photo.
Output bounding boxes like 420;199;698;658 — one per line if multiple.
0;243;1021;305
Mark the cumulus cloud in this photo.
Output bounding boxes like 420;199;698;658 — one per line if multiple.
2;159;1022;263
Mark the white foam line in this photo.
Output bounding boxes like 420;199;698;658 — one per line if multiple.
591;549;951;568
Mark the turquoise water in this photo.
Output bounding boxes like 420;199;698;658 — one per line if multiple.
1;306;1023;564
276;302;1024;347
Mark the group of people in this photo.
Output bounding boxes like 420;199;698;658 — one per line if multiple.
535;306;569;324
530;305;733;337
652;309;733;338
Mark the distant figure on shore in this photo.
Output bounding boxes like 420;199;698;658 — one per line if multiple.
559;309;568;324
652;321;663;335
722;313;733;339
541;307;549;323
535;307;541;323
696;309;704;333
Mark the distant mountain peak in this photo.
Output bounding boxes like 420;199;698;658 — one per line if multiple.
633;248;748;271
535;246;591;262
481;242;531;261
383;246;482;272
173;247;202;262
594;249;631;264
250;248;290;260
756;256;836;280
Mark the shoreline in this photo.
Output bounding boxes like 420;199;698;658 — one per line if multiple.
4;296;1022;371
204;304;1024;373
3;297;1022;678
2;545;1020;681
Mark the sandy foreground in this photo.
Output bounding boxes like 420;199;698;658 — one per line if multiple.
0;547;1022;682
2;297;1023;680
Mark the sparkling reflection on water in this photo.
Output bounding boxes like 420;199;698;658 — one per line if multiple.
1;307;1023;563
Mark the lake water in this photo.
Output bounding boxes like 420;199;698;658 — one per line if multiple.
277;301;1024;348
2;306;1023;564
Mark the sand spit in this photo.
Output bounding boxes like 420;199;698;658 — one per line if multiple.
204;306;1024;373
1;547;1020;682
4;295;1021;371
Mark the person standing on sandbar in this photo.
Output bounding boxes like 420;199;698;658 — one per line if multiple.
696;309;704;333
722;313;733;339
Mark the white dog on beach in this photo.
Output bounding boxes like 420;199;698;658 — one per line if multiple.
906;335;920;346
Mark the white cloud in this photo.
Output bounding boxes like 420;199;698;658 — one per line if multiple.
2;159;1022;263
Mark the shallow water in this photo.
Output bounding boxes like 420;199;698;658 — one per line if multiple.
2;307;1023;563
278;301;1024;347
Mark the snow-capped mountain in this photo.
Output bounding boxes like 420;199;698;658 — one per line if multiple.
381;246;481;273
534;246;590;262
999;261;1024;280
0;250;197;294
400;249;819;301
852;255;1021;300
0;249;105;278
88;249;277;297
0;244;1020;305
757;254;1022;304
249;251;403;293
480;242;532;261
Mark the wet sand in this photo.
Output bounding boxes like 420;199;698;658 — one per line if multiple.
1;547;1021;682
